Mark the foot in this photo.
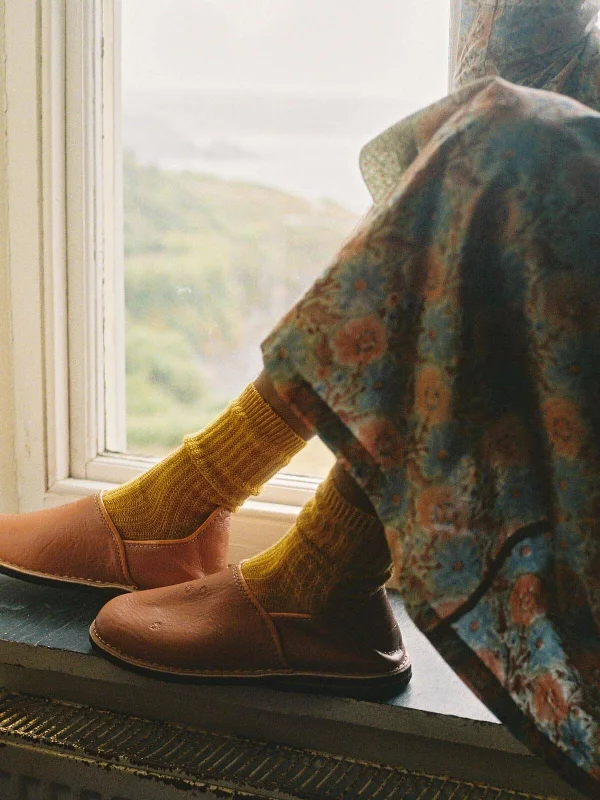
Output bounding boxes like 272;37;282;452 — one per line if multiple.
0;382;307;592
0;494;230;591
103;385;306;543
102;445;220;542
90;565;411;695
241;471;392;616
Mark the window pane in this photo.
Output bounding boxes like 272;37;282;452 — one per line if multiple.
121;0;450;476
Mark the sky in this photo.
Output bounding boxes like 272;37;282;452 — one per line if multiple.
121;0;452;103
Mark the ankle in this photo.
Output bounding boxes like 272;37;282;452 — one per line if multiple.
253;371;314;441
103;382;306;542
242;472;391;617
184;384;306;511
103;446;218;541
332;460;377;516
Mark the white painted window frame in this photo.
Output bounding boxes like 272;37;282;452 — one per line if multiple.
1;0;460;563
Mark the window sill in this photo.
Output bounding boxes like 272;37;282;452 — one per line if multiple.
45;476;406;589
45;475;303;567
0;570;583;799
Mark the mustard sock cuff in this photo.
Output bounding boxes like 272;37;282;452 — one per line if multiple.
315;474;378;530
184;384;306;511
242;469;392;615
308;473;391;575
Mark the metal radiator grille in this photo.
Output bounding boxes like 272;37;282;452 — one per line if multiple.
0;689;550;800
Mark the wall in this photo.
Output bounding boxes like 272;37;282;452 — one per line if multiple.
0;0;18;513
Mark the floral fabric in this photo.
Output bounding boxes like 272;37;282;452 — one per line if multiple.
454;0;600;107
260;3;600;796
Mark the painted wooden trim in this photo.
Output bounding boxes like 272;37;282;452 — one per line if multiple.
41;0;70;490
1;0;72;512
0;0;18;514
45;478;299;563
44;476;402;588
66;0;103;478
82;452;318;506
4;0;47;511
102;0;127;454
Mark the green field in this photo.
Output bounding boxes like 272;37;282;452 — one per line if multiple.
124;153;357;466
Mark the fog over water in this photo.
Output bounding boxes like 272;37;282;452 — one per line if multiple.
122;0;451;212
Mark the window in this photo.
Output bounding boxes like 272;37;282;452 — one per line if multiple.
119;0;453;482
0;1;459;544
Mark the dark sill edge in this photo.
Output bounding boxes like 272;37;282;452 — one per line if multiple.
0;572;585;798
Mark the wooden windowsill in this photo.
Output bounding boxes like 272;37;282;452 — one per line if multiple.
0;573;584;799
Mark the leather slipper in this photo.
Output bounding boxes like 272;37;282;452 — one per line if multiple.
0;493;229;591
90;565;412;695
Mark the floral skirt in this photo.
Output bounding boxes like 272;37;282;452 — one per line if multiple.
262;78;600;797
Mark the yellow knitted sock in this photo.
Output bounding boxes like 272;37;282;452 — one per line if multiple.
103;384;306;541
241;471;392;616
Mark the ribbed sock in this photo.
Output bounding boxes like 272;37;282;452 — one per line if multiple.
241;471;392;616
103;384;306;541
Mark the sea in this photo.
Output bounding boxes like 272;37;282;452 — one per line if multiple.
122;89;432;214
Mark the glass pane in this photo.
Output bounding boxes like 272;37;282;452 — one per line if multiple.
121;0;450;476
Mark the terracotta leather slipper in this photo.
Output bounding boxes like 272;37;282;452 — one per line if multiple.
0;493;229;592
90;565;412;695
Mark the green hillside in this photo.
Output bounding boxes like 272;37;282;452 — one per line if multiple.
123;153;358;455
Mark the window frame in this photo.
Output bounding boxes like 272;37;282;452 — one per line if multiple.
1;0;460;558
2;0;69;514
